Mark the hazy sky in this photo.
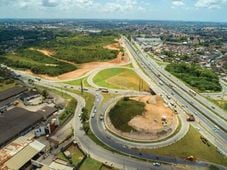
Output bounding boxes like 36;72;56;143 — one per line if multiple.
0;0;227;22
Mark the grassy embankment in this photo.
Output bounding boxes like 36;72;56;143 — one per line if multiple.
208;97;227;112
166;63;222;92
0;81;16;92
137;126;227;166
0;33;118;76
93;67;149;91
0;49;76;76
66;76;91;87
109;97;145;132
0;69;17;91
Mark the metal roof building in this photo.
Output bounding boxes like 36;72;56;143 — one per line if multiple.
2;140;45;170
0;86;27;102
0;107;43;147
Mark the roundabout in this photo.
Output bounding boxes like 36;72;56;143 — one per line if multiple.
104;95;180;142
10;36;227;169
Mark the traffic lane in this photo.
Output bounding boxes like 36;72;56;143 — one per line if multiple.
129;44;227;136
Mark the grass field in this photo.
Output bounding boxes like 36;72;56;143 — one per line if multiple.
109;98;145;132
69;89;95;114
80;157;102;170
137;126;227;166
57;145;84;165
207;97;227;112
93;68;149;91
66;77;91;87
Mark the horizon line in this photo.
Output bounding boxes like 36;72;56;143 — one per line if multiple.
0;18;227;24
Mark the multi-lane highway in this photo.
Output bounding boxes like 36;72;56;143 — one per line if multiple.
7;38;227;169
123;37;227;155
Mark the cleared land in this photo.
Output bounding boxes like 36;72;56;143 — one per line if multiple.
137;126;227;166
108;96;178;140
93;68;149;91
109;97;145;132
166;63;222;92
0;33;127;78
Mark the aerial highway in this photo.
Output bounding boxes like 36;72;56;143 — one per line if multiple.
12;69;226;169
123;37;227;156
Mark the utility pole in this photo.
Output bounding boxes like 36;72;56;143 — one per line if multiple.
80;80;83;94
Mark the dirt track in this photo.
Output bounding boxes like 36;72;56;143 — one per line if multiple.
24;39;129;81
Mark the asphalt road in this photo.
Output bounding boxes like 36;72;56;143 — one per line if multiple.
123;37;227;155
8;53;227;169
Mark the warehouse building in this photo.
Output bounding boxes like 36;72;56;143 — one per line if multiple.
0;105;59;147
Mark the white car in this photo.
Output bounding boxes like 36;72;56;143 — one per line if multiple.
152;162;161;166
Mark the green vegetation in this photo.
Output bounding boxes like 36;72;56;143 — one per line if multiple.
0;32;119;76
166;63;222;92
80;157;118;170
137;126;227;166
66;89;95;133
35;86;76;125
93;67;149;91
66;77;91;87
0;49;76;76
0;67;17;91
208;97;227;112
109;97;145;132
0;82;16;92
80;157;102;170
59;98;77;124
57;145;84;166
57;152;68;162
38;33;118;64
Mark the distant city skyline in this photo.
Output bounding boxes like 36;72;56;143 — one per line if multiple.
0;0;227;22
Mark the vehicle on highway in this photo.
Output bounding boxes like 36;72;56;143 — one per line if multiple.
35;77;41;81
159;80;164;86
100;115;104;121
79;124;83;130
91;113;95;118
152;162;161;166
189;89;196;96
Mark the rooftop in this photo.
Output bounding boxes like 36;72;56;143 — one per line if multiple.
0;86;27;102
0;107;43;147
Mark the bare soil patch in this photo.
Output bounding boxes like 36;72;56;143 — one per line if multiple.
107;95;178;141
128;96;176;132
23;38;129;81
103;42;120;51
